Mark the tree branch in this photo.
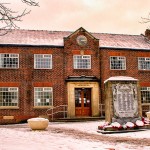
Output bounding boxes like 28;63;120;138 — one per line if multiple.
140;13;150;24
21;0;39;6
0;0;38;35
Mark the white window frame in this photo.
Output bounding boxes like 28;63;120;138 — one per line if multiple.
110;56;126;70
34;54;52;69
73;55;91;69
141;87;150;104
0;53;19;69
0;87;19;107
34;87;53;106
138;57;150;70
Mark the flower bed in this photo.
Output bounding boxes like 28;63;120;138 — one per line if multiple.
98;119;148;132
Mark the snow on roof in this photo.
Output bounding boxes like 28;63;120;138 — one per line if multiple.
93;33;150;50
0;30;70;46
0;29;150;50
104;76;138;83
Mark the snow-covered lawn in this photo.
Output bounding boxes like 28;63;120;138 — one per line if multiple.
0;120;150;150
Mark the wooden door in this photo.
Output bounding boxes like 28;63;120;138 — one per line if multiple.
75;88;91;116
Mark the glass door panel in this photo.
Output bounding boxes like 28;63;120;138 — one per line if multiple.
75;88;91;116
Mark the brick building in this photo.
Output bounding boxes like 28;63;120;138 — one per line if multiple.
0;27;150;124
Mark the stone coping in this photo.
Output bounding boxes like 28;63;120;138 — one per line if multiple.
104;76;138;83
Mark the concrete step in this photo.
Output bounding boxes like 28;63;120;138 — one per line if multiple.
50;116;105;122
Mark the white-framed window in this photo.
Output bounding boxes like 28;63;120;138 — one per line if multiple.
0;87;18;106
34;87;53;106
138;57;150;70
110;56;126;70
73;55;91;69
141;87;150;103
0;53;19;68
34;54;52;69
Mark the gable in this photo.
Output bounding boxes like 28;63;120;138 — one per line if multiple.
64;27;99;52
66;27;98;40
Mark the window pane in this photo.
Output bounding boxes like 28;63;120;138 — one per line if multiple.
141;87;150;103
0;54;19;68
73;55;91;69
34;87;53;106
0;87;18;106
110;56;126;70
138;57;150;70
34;54;52;69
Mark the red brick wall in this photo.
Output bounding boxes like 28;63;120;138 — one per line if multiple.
0;46;65;123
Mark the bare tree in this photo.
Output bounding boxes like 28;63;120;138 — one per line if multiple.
0;0;39;35
141;13;150;23
141;13;150;30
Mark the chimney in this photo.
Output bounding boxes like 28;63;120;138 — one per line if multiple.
145;29;150;40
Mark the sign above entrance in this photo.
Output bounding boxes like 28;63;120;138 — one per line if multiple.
65;76;99;82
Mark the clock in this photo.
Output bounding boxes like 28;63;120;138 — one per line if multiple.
76;35;87;46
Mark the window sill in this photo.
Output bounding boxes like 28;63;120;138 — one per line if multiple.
0;106;19;109
142;103;150;106
73;69;91;70
33;106;53;109
34;68;52;70
110;69;126;71
0;68;19;69
138;70;150;72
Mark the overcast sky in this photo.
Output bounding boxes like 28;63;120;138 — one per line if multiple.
6;0;150;35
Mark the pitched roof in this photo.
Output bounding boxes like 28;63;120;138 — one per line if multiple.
0;29;150;50
93;33;150;50
0;30;69;46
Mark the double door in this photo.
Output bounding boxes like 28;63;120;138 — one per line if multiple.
75;88;91;116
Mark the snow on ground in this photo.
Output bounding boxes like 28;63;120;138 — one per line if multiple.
0;120;150;150
49;120;150;139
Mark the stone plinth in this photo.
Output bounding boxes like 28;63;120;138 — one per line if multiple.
27;118;49;130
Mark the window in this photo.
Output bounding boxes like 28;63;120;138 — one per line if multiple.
138;57;150;70
0;54;19;68
110;56;126;70
141;87;150;103
34;87;53;106
34;54;52;69
73;55;91;69
0;87;18;106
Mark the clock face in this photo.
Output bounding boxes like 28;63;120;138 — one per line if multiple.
76;35;87;46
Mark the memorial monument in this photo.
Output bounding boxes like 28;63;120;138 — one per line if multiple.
98;76;150;133
104;76;142;124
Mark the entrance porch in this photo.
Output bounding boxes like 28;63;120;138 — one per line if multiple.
66;79;100;118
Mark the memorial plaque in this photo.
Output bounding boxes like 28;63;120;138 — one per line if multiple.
112;83;138;118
